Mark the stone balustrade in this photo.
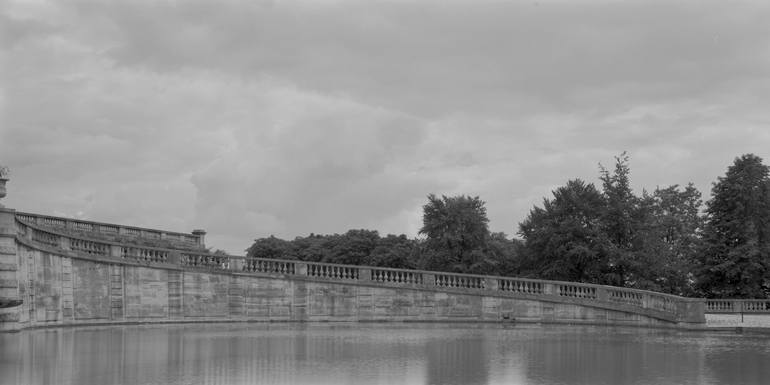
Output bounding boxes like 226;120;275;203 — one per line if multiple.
705;299;770;314
13;217;707;324
15;212;205;249
370;267;424;285
180;252;229;270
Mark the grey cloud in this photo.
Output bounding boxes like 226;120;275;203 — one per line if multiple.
67;1;770;117
3;0;770;253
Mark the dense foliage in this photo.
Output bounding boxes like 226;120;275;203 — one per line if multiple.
246;153;770;298
696;154;770;298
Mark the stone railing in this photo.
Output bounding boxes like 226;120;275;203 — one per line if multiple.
17;219;183;267
705;299;770;314
15;218;705;324
180;252;230;270
15;211;205;249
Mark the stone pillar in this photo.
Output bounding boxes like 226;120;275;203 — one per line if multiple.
229;257;243;272
110;244;123;258
167;250;181;266
542;282;556;296
192;229;206;248
676;299;706;324
358;268;371;281
59;236;71;251
296;262;308;276
595;287;609;302
0;177;21;331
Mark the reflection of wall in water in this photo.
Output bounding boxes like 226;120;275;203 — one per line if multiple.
425;331;489;385
499;328;721;385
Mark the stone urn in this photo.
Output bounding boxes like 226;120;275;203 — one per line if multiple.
0;177;7;208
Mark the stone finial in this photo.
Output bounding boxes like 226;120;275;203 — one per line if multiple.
0;166;8;208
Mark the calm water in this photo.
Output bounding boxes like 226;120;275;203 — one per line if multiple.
1;323;769;385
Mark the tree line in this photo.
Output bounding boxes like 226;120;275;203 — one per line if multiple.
246;153;770;299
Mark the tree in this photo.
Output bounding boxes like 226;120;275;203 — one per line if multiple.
245;235;294;260
485;232;525;276
519;179;610;283
325;229;380;265
518;153;703;294
368;234;419;268
418;194;490;273
599;152;643;287
696;154;770;298
645;184;703;295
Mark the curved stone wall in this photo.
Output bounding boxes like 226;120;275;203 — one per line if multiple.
0;213;707;332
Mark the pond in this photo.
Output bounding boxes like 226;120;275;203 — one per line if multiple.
1;323;768;385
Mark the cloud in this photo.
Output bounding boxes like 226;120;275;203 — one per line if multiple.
2;0;770;253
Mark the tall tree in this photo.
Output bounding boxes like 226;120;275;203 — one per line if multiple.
646;184;703;295
697;154;770;298
599;152;642;287
519;179;610;283
418;194;490;273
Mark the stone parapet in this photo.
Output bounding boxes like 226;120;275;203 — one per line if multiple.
0;209;723;331
15;211;206;250
0;207;20;332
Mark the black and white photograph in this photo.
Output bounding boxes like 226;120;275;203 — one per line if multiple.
1;0;770;384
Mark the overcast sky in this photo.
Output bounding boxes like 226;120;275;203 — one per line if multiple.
2;0;770;254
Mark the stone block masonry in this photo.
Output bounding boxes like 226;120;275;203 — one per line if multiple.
1;211;710;332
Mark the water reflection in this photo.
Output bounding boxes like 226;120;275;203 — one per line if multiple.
1;323;769;385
